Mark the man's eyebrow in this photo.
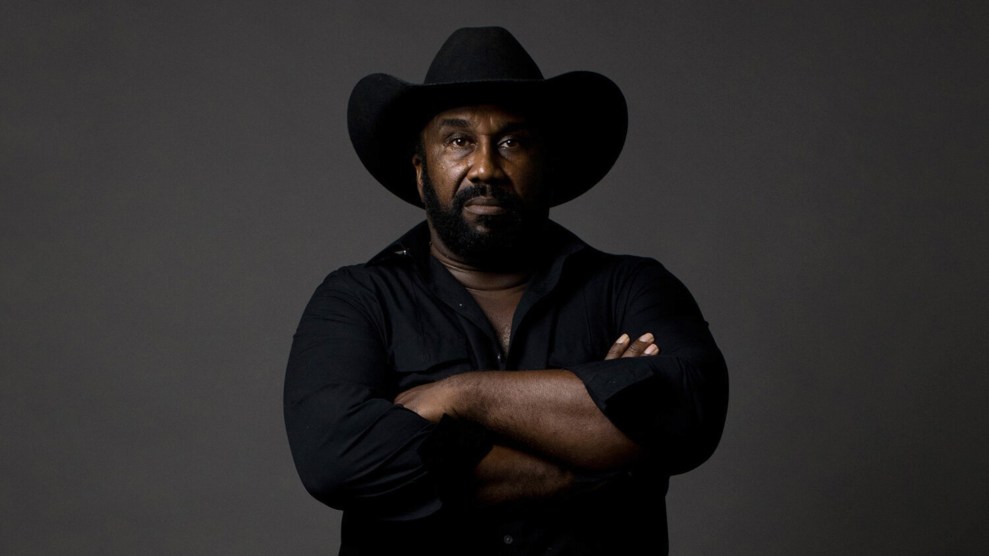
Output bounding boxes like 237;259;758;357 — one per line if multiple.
497;121;534;134
437;118;471;129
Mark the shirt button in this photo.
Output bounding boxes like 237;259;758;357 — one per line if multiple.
503;534;514;545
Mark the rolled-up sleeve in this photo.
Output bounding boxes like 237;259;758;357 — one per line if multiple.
569;258;729;475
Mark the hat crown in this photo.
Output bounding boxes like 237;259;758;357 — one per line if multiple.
424;27;544;84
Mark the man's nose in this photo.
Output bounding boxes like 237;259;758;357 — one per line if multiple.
467;141;506;184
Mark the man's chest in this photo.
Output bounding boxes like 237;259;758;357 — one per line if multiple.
467;286;525;355
382;283;614;391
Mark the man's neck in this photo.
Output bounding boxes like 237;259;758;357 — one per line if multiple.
428;233;532;292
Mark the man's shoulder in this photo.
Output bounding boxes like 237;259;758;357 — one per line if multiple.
566;241;670;278
547;222;656;262
313;223;429;293
316;254;418;293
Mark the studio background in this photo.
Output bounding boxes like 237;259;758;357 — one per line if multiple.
2;1;987;554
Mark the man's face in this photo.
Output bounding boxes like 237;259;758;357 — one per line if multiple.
413;104;551;266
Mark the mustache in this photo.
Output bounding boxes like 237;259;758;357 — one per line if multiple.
452;184;524;211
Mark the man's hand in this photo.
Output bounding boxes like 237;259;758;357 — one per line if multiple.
604;332;660;360
394;374;463;423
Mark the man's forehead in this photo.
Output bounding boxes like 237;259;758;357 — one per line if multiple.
426;104;535;131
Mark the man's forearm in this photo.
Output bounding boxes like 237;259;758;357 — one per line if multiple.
471;443;575;506
394;333;657;471
396;369;641;471
449;369;640;471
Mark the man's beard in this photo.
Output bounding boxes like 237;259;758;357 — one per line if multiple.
421;170;549;270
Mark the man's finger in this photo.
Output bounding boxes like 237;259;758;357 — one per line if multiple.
604;333;631;360
621;332;658;358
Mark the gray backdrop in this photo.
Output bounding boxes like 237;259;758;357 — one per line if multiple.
3;1;987;554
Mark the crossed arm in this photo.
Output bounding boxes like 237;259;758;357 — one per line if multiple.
394;332;660;506
287;259;728;517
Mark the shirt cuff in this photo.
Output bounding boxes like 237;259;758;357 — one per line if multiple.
568;359;654;409
568;358;662;446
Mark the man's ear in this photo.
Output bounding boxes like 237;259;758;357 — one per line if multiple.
412;154;425;202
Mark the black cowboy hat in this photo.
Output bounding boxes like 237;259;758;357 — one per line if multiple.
347;26;628;207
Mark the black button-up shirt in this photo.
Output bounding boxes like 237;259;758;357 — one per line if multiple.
284;221;728;555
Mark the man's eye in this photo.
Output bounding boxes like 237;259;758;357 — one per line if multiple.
500;139;518;149
449;137;470;147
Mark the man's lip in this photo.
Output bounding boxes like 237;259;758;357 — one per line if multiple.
463;197;506;215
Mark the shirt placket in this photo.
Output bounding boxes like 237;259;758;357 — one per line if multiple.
424;257;506;370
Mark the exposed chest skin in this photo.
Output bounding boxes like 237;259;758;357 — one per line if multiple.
466;282;527;354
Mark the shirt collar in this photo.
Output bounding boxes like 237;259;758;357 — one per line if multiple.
366;219;590;273
367;220;432;267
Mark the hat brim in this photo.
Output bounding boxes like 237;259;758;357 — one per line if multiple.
348;71;628;207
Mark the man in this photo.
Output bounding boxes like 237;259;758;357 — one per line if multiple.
285;27;728;555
